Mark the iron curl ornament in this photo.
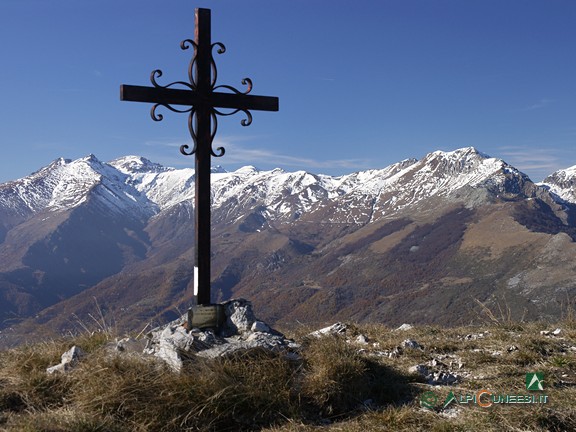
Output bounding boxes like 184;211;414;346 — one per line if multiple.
147;39;256;158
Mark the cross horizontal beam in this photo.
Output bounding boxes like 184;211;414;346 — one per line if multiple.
120;84;279;112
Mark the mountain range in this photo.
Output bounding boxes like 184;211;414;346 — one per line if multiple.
1;147;576;346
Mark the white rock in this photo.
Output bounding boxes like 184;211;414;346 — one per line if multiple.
402;339;422;349
161;325;196;352
46;363;69;374
223;299;256;336
113;337;147;354
156;343;185;372
409;364;429;376
251;321;271;333
464;333;485;340
440;407;462;418
430;358;448;367
61;346;85;364
46;345;85;374
431;371;460;385
310;322;348;338
396;324;413;331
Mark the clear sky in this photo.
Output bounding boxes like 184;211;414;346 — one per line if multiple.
1;0;575;184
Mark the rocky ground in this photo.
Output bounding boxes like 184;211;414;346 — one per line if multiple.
1;300;576;431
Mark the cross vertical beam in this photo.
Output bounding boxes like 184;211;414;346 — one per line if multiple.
194;9;212;305
120;8;278;307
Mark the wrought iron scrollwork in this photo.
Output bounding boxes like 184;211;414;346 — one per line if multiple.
214;77;253;95
181;39;198;90
213;108;253;127
148;38;256;158
179;108;197;156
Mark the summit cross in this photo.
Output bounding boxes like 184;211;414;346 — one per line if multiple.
120;8;279;306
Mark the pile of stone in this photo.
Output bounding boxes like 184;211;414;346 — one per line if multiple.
144;298;300;371
46;298;299;374
409;363;461;386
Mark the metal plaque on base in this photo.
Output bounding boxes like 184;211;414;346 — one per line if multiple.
188;304;226;330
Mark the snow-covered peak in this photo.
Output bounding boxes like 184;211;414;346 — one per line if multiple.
563;165;576;177
0;156;99;215
211;165;228;174
540;165;576;204
109;155;169;175
420;147;495;171
430;146;489;159
416;147;517;182
543;165;576;185
389;147;529;199
234;165;260;174
80;153;99;163
0;155;153;217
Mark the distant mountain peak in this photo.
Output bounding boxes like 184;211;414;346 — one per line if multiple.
544;165;576;182
234;165;259;174
109;155;170;174
540;165;576;203
81;153;99;162
53;157;71;166
441;146;488;157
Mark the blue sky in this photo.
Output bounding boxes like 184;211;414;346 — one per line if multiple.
1;0;575;184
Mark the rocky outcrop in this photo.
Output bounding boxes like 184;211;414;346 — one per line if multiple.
144;299;299;371
44;299;299;374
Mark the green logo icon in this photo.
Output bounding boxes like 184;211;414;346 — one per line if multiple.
420;391;438;409
526;372;544;391
443;391;457;409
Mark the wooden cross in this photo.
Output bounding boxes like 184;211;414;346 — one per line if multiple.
120;8;279;306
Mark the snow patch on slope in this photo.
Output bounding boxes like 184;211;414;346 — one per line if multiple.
0;155;153;217
539;165;576;204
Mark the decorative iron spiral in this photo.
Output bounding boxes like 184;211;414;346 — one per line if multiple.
148;39;255;158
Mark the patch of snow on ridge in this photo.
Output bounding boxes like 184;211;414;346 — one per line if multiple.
0;158;70;215
539;165;576;204
110;156;199;210
46;156;101;210
109;155;169;175
46;155;154;216
380;148;510;200
0;155;154;217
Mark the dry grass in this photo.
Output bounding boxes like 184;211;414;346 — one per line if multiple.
1;319;576;431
